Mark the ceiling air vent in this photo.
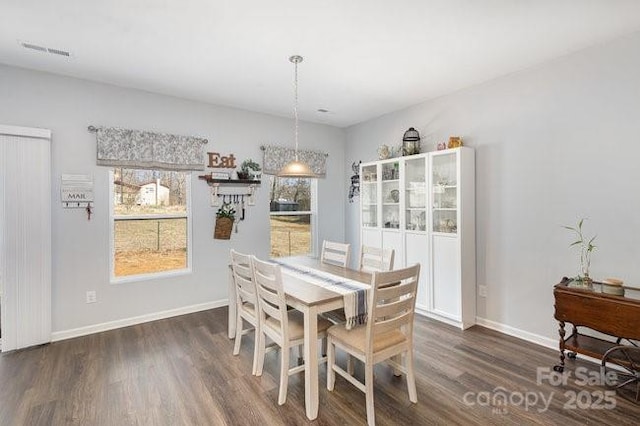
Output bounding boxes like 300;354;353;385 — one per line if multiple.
21;42;47;52
20;41;71;57
46;48;70;57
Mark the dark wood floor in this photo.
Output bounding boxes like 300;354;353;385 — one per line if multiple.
1;308;639;425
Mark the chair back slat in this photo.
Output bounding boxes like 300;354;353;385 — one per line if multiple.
373;310;414;336
321;240;350;268
366;264;420;354
259;288;283;320
374;297;414;320
359;245;395;273
376;281;412;301
236;284;256;305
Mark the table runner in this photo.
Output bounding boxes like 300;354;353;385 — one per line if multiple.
274;259;369;329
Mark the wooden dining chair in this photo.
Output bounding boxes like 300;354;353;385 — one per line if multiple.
335;245;397;374
251;255;332;405
230;249;261;375
321;240;351;268
358;245;395;273
326;264;421;426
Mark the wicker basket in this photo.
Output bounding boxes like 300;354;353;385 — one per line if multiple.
214;217;233;240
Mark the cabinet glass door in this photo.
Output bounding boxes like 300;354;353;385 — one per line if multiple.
404;157;427;231
381;161;400;229
431;152;458;234
361;164;378;228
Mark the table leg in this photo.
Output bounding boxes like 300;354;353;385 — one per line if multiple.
303;305;319;420
228;267;236;339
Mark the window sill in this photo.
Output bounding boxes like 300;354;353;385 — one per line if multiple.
110;267;192;285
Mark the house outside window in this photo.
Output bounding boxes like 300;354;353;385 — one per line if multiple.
110;168;192;281
269;176;317;258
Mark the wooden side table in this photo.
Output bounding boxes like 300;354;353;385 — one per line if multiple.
553;277;640;402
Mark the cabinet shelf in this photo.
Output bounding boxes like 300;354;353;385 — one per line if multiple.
433;207;457;211
382;179;399;183
406;207;426;210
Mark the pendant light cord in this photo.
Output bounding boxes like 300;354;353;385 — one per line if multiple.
278;55;315;178
293;57;299;161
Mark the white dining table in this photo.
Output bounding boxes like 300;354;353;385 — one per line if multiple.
228;256;371;420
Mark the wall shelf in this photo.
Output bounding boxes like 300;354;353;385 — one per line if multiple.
198;174;260;206
198;175;261;185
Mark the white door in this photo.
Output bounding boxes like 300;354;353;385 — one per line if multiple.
0;125;52;351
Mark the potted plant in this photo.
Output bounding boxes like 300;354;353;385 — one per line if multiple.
563;218;597;288
214;202;235;240
238;159;261;180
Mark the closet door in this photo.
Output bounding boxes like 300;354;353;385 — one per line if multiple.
0;125;51;351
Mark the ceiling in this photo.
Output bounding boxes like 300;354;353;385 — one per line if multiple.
2;1;640;128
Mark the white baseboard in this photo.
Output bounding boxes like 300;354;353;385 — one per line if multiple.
475;317;611;367
51;299;229;342
414;312;609;368
415;306;558;347
475;317;557;350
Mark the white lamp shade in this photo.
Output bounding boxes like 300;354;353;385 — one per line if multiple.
277;160;316;178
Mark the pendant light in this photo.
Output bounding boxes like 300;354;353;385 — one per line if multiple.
278;55;316;178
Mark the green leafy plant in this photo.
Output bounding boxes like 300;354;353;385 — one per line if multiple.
216;203;236;220
563;218;596;281
241;159;261;173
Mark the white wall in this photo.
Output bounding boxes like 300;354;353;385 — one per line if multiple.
345;31;640;341
0;64;346;334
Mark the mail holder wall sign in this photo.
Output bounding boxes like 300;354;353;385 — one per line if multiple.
61;174;94;208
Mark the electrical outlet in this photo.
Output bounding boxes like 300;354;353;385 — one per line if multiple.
86;290;97;304
478;285;487;298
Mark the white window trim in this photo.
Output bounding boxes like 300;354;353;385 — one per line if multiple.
310;179;318;257
269;178;318;258
108;170;193;284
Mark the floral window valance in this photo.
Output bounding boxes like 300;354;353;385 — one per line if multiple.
261;145;328;177
93;126;208;171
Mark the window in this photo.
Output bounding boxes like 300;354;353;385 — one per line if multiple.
269;176;317;258
110;168;191;281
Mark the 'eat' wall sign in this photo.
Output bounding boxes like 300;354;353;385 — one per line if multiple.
207;152;236;168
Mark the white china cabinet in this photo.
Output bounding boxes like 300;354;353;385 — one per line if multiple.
359;147;475;329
